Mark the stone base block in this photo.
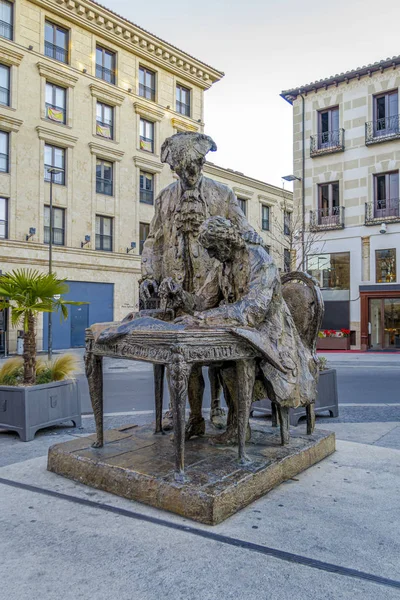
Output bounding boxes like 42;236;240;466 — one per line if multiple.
47;423;335;525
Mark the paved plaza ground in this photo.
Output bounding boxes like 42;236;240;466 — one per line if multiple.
0;351;399;598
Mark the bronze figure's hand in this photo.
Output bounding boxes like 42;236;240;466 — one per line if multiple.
159;277;184;308
174;314;201;327
139;279;158;303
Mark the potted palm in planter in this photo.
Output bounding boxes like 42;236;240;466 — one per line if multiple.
0;269;85;441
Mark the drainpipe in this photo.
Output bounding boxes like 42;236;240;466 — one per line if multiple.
299;89;306;271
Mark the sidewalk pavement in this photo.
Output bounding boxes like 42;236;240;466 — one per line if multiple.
1;410;399;599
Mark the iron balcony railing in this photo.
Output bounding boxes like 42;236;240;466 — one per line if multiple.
0;218;7;239
95;234;112;252
176;100;190;117
44;226;64;246
365;199;400;224
365;115;400;145
44;41;68;63
95;65;115;85
140;188;154;205
96;119;113;139
44;165;64;185
310;129;345;157
310;206;345;231
0;85;9;107
139;83;155;102
0;152;9;173
46;103;66;124
96;177;113;196
0;20;12;40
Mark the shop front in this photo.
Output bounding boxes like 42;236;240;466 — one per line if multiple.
360;285;400;351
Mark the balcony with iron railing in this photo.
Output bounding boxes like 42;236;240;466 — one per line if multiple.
140;188;154;205
365;199;400;224
45;41;68;64
365;115;400;145
310;206;345;231
46;103;66;124
96;65;116;85
310;129;345;157
139;83;155;102
0;20;13;40
44;226;64;245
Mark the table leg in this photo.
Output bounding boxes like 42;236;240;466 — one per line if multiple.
306;403;315;435
154;364;165;434
84;352;103;448
236;359;256;465
166;349;191;482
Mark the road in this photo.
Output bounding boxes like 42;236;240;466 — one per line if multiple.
77;352;400;414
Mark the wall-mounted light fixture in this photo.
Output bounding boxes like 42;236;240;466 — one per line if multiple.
82;68;87;74
28;45;33;50
282;174;302;182
127;241;136;254
128;87;132;93
26;227;36;241
81;235;91;248
380;222;387;234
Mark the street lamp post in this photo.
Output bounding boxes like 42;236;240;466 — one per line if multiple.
46;167;62;361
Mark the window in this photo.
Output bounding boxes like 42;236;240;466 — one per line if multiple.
45;21;69;64
261;205;270;231
176;84;191;117
0;0;13;40
44;145;65;185
376;249;396;283
139;222;150;254
139;66;155;101
318;106;339;148
318;182;340;223
284;249;291;273
96;46;116;85
237;198;246;215
140;171;154;205
0;130;9;173
374;91;398;137
0;197;7;239
44;205;65;245
95;215;113;251
307;253;350;290
284;211;291;235
0;64;10;106
374;172;399;219
140;119;154;153
96;102;113;139
45;82;66;124
96;159;113;196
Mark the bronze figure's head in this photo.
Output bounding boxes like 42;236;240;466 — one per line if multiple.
161;132;217;189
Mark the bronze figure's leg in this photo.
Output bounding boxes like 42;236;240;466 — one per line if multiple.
153;364;165;434
236;359;256;465
185;364;206;440
84;351;103;448
208;365;226;429
277;405;290;445
306;403;316;435
167;348;191;482
271;402;278;427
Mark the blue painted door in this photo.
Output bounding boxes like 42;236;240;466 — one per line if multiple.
70;304;89;347
43;281;114;350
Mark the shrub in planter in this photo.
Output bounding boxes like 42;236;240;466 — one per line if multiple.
0;269;85;440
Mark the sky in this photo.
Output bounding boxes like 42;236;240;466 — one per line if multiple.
101;0;400;187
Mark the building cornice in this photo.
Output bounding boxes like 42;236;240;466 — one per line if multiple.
133;101;165;122
90;83;125;106
37;61;79;87
29;0;224;89
0;113;23;132
0;42;24;67
133;155;163;173
36;125;78;147
171;116;199;132
232;186;254;199
88;141;124;160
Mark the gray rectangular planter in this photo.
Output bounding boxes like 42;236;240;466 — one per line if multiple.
0;379;81;441
251;369;339;427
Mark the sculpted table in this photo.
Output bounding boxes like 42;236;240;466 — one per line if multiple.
84;325;258;481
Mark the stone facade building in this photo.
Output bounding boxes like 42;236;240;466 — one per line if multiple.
0;0;292;352
282;55;400;350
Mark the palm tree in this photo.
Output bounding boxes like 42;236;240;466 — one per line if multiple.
0;269;84;385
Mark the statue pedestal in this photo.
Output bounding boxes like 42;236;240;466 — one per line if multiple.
48;423;335;525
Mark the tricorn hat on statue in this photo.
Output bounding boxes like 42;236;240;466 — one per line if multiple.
160;132;217;167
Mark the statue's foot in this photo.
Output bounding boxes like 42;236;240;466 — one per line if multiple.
162;410;174;431
212;424;251;445
210;407;226;430
91;440;103;448
185;417;206;440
